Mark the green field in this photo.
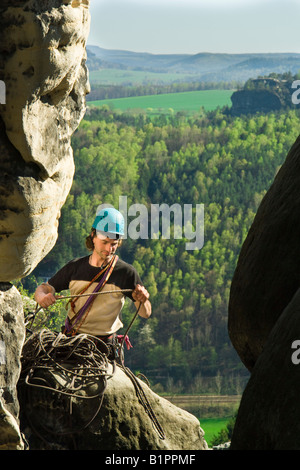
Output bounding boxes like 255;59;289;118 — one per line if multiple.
88;89;234;114
200;418;231;447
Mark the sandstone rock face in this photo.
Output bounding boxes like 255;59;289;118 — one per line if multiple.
0;0;90;281
18;331;207;450
0;0;91;451
231;89;282;116
228;135;300;371
0;283;25;450
21;367;208;451
230;288;300;450
89;366;207;451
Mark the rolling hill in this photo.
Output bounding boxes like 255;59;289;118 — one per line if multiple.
87;45;300;83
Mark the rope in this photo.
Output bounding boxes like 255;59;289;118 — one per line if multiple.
118;363;166;440
118;301;141;361
113;301;165;439
57;289;134;301
21;329;114;393
20;329;114;440
25;289;134;329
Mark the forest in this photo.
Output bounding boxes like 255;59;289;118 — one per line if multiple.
86;80;240;101
21;104;300;395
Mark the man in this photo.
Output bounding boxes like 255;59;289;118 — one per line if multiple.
34;207;151;358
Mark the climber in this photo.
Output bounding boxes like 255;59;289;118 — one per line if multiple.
34;207;151;360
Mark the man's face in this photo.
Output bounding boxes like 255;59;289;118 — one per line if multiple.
93;233;119;263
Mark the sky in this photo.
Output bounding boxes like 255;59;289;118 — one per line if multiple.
88;0;300;55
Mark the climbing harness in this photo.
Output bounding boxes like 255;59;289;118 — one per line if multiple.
21;289;166;446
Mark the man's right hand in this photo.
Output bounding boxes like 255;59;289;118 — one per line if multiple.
34;284;56;308
37;292;57;308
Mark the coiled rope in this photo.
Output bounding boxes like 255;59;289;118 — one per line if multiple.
21;329;114;398
20;329;114;441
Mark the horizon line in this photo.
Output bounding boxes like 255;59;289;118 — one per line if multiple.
87;44;300;57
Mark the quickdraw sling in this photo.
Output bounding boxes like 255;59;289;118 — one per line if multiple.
64;255;118;336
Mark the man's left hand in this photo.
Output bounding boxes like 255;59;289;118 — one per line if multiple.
132;284;150;303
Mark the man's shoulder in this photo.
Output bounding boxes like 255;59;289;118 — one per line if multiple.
53;256;89;276
113;257;142;291
116;257;137;273
68;256;89;266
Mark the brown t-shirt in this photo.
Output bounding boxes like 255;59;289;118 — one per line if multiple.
48;256;142;335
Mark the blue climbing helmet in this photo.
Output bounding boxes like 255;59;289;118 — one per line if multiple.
92;207;125;239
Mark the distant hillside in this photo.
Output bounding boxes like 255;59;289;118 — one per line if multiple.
87;46;189;72
87;46;300;83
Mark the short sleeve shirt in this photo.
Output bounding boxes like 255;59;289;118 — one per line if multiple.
48;256;142;336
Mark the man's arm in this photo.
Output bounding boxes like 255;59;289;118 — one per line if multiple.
34;283;57;308
132;284;152;318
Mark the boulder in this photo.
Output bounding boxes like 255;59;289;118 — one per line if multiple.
18;331;208;450
0;0;91;281
228;135;300;370
230;287;300;450
0;283;25;450
84;366;208;451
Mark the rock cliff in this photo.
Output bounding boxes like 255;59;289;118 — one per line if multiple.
0;0;90;450
231;89;282;116
228;119;300;448
228;135;300;371
0;283;25;450
230;288;300;449
0;0;90;281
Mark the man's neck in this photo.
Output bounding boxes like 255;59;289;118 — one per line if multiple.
89;252;112;268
